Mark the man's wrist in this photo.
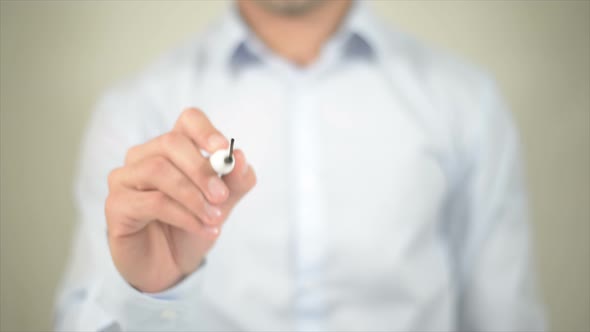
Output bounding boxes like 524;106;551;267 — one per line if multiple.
145;259;207;300
93;259;207;329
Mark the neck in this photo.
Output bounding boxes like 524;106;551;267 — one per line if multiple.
238;0;352;67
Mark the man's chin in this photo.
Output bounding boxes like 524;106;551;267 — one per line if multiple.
254;0;327;16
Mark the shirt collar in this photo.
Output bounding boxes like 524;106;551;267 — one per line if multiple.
341;1;388;60
208;0;388;73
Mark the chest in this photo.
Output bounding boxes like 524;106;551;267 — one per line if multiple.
183;66;453;291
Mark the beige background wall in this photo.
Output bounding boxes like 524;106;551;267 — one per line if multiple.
1;1;588;331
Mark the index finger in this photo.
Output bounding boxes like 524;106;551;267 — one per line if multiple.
174;107;229;153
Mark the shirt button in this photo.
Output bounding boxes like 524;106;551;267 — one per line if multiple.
160;309;178;320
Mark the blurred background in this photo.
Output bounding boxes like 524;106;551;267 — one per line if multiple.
1;1;588;331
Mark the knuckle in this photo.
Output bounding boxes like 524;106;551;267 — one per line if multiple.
104;194;115;213
146;191;167;211
144;156;169;177
159;132;182;151
124;145;140;165
107;168;120;189
180;107;203;124
104;193;120;221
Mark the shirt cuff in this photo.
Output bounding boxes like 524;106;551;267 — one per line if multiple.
94;260;206;331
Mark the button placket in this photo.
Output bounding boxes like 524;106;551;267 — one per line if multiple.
160;308;178;321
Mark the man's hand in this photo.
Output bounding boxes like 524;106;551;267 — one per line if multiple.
105;108;256;293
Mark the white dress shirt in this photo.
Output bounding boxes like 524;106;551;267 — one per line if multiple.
55;2;545;331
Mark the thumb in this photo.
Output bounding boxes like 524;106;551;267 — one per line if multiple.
221;149;256;209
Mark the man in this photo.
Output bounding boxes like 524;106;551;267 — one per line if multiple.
55;0;545;330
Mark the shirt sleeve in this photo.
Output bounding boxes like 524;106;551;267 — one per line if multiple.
446;78;546;331
53;89;206;331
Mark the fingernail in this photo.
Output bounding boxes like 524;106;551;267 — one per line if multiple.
204;226;219;235
208;134;227;151
204;203;222;222
242;163;250;176
208;176;228;200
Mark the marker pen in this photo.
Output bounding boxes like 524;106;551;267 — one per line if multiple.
210;138;236;176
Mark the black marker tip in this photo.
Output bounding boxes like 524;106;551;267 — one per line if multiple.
224;138;235;164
